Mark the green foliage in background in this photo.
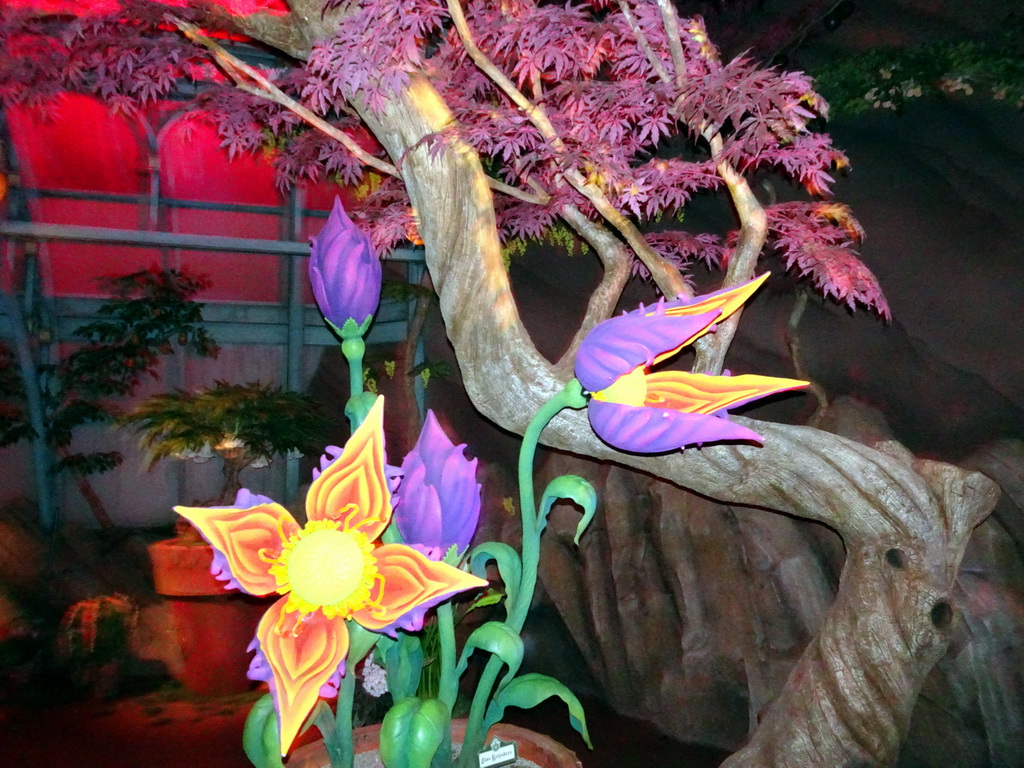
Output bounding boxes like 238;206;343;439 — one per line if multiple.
812;22;1024;115
0;267;218;476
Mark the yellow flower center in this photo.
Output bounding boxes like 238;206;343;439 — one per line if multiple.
269;519;380;620
593;367;647;406
289;529;366;606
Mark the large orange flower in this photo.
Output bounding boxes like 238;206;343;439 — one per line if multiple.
175;396;487;754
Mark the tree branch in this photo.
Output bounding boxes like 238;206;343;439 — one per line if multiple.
176;19;547;206
615;2;768;373
553;204;632;378
693;131;769;373
785;290;829;425
175;19;400;177
655;0;688;84
640;0;769;373
445;0;689;300
199;0;347;59
617;0;672;83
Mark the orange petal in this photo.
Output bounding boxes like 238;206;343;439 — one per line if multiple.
306;395;391;539
664;272;769;323
351;544;488;632
646;370;808;415
175;502;298;596
255;599;350;755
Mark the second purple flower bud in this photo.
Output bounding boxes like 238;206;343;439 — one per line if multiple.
393;410;481;556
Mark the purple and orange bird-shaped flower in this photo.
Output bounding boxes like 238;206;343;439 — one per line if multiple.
575;274;808;453
174;397;486;754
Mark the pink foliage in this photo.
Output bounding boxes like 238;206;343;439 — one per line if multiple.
765;202;889;317
0;0;887;316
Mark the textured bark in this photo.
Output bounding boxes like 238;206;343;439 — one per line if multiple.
724;454;996;767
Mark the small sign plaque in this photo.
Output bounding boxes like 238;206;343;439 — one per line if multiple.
478;736;518;768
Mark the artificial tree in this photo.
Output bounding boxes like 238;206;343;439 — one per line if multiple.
0;2;1002;766
0;267;217;529
120;380;327;506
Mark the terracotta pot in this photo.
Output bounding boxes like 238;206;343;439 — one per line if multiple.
148;538;269;696
287;719;582;768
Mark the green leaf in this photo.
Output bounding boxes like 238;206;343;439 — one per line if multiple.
466;588;505;613
468;542;521;614
347;620;382;666
379;697;450;768
408;360;452;380
483;673;591;749
537;475;598;545
242;694;286;767
381;278;436;303
456;621;523;693
380;631;425;702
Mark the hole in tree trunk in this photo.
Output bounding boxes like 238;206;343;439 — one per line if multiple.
930;599;953;629
885;548;905;569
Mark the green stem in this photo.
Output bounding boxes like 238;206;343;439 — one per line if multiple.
332;668;356;768
341;332;367;432
456;379;586;768
434;553;461;767
327;621;381;768
436;601;458;710
313;701;343;768
342;335;365;401
509;378;585;630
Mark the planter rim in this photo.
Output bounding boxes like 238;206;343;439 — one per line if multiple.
288;718;583;768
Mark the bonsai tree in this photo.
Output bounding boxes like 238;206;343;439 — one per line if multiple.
120;380;327;505
0;3;1001;766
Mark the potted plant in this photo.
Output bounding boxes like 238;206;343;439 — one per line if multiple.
167;200;802;767
120;381;328;505
121;383;327;695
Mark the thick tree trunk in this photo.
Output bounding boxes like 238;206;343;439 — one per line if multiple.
722;452;998;767
352;76;1001;766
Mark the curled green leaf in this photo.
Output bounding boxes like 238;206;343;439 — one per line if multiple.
456;621;524;693
380;632;425;702
483;673;591;749
468;541;522;614
537;474;598;544
242;694;286;768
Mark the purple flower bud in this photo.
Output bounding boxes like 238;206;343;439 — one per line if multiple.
309;197;382;329
393;411;481;554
